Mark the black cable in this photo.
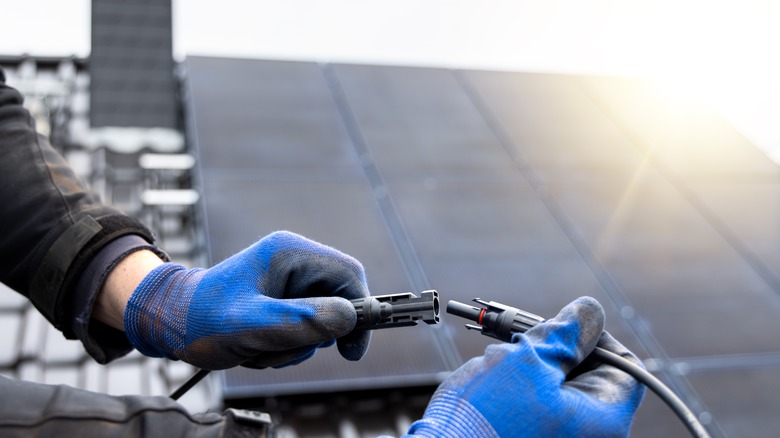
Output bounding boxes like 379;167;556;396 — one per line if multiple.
590;347;710;438
170;368;210;401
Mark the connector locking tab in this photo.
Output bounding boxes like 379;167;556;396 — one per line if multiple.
351;290;440;330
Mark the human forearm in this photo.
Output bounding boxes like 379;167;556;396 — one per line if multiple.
69;235;168;363
92;249;165;330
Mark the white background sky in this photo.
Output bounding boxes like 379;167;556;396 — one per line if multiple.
1;0;779;155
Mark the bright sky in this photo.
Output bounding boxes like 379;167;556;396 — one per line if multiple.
1;0;779;156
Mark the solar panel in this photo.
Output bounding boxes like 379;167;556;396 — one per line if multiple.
186;56;780;436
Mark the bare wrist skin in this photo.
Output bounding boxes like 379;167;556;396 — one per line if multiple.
93;250;165;330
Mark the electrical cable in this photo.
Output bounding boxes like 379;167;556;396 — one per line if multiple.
170;368;210;401
590;347;710;438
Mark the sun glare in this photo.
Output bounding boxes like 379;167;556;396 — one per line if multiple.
617;1;780;161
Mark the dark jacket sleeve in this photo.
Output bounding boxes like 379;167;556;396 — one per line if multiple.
0;68;165;361
0;375;273;437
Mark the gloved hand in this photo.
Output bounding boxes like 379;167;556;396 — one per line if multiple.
123;231;370;370
407;297;645;438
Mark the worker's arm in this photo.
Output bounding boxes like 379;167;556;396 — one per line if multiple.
92;230;372;370
0;68;165;363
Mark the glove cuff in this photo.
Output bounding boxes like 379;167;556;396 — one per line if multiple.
405;390;499;438
124;262;193;359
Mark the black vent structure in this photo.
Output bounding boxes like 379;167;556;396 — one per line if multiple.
90;0;177;129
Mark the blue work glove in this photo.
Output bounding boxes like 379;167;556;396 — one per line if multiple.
123;231;370;370
407;297;645;438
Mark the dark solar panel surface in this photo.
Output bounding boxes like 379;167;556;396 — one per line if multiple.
186;56;780;437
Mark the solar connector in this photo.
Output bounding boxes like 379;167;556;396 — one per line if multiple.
351;290;440;330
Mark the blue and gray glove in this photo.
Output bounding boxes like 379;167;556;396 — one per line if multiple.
407;297;645;437
123;231;370;370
